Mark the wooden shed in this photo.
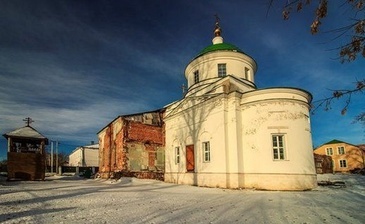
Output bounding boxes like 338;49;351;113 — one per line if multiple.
3;124;48;180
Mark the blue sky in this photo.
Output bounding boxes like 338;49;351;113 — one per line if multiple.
0;0;364;160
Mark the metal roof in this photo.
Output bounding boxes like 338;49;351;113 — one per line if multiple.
3;125;48;141
194;42;244;59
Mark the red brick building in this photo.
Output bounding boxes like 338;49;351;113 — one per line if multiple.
97;109;164;179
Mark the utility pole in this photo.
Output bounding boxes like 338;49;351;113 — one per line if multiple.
56;140;59;175
23;117;34;126
50;141;54;174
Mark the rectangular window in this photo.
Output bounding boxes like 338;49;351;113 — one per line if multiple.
326;148;333;156
156;151;164;166
175;146;180;164
272;135;285;160
244;67;250;79
339;159;347;168
338;146;345;155
194;70;199;84
218;64;226;77
202;141;210;162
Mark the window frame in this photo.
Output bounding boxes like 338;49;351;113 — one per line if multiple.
326;147;333;156
194;70;199;84
339;159;347;168
175;146;180;164
272;134;286;160
244;67;250;80
202;141;211;163
218;63;227;77
337;146;345;155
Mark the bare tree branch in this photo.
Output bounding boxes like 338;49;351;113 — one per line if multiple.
311;79;365;125
268;0;364;127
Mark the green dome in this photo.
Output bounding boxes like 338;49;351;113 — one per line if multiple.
194;43;244;59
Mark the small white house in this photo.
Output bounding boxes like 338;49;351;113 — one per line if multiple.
164;21;317;190
69;143;99;167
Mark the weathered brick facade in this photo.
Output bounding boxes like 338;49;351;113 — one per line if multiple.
7;152;45;180
98;110;165;179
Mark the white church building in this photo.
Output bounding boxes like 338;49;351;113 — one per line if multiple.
163;21;317;190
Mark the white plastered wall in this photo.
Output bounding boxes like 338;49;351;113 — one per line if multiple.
240;89;317;190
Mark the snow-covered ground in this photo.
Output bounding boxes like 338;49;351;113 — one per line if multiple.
0;173;364;224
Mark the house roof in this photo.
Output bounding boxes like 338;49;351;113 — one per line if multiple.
3;125;48;143
82;143;99;149
315;139;360;150
69;144;99;155
323;139;346;145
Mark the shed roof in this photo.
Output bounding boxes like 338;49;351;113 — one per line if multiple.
3;126;48;142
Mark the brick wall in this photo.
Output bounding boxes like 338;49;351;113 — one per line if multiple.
7;152;45;180
98;115;165;179
126;121;164;145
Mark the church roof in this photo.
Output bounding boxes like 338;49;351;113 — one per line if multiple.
194;42;244;59
3;125;48;141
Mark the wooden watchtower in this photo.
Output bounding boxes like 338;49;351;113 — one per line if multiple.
3;118;48;180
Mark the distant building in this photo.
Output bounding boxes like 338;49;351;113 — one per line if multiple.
3;121;48;180
69;143;99;167
314;139;365;172
97;109;164;179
